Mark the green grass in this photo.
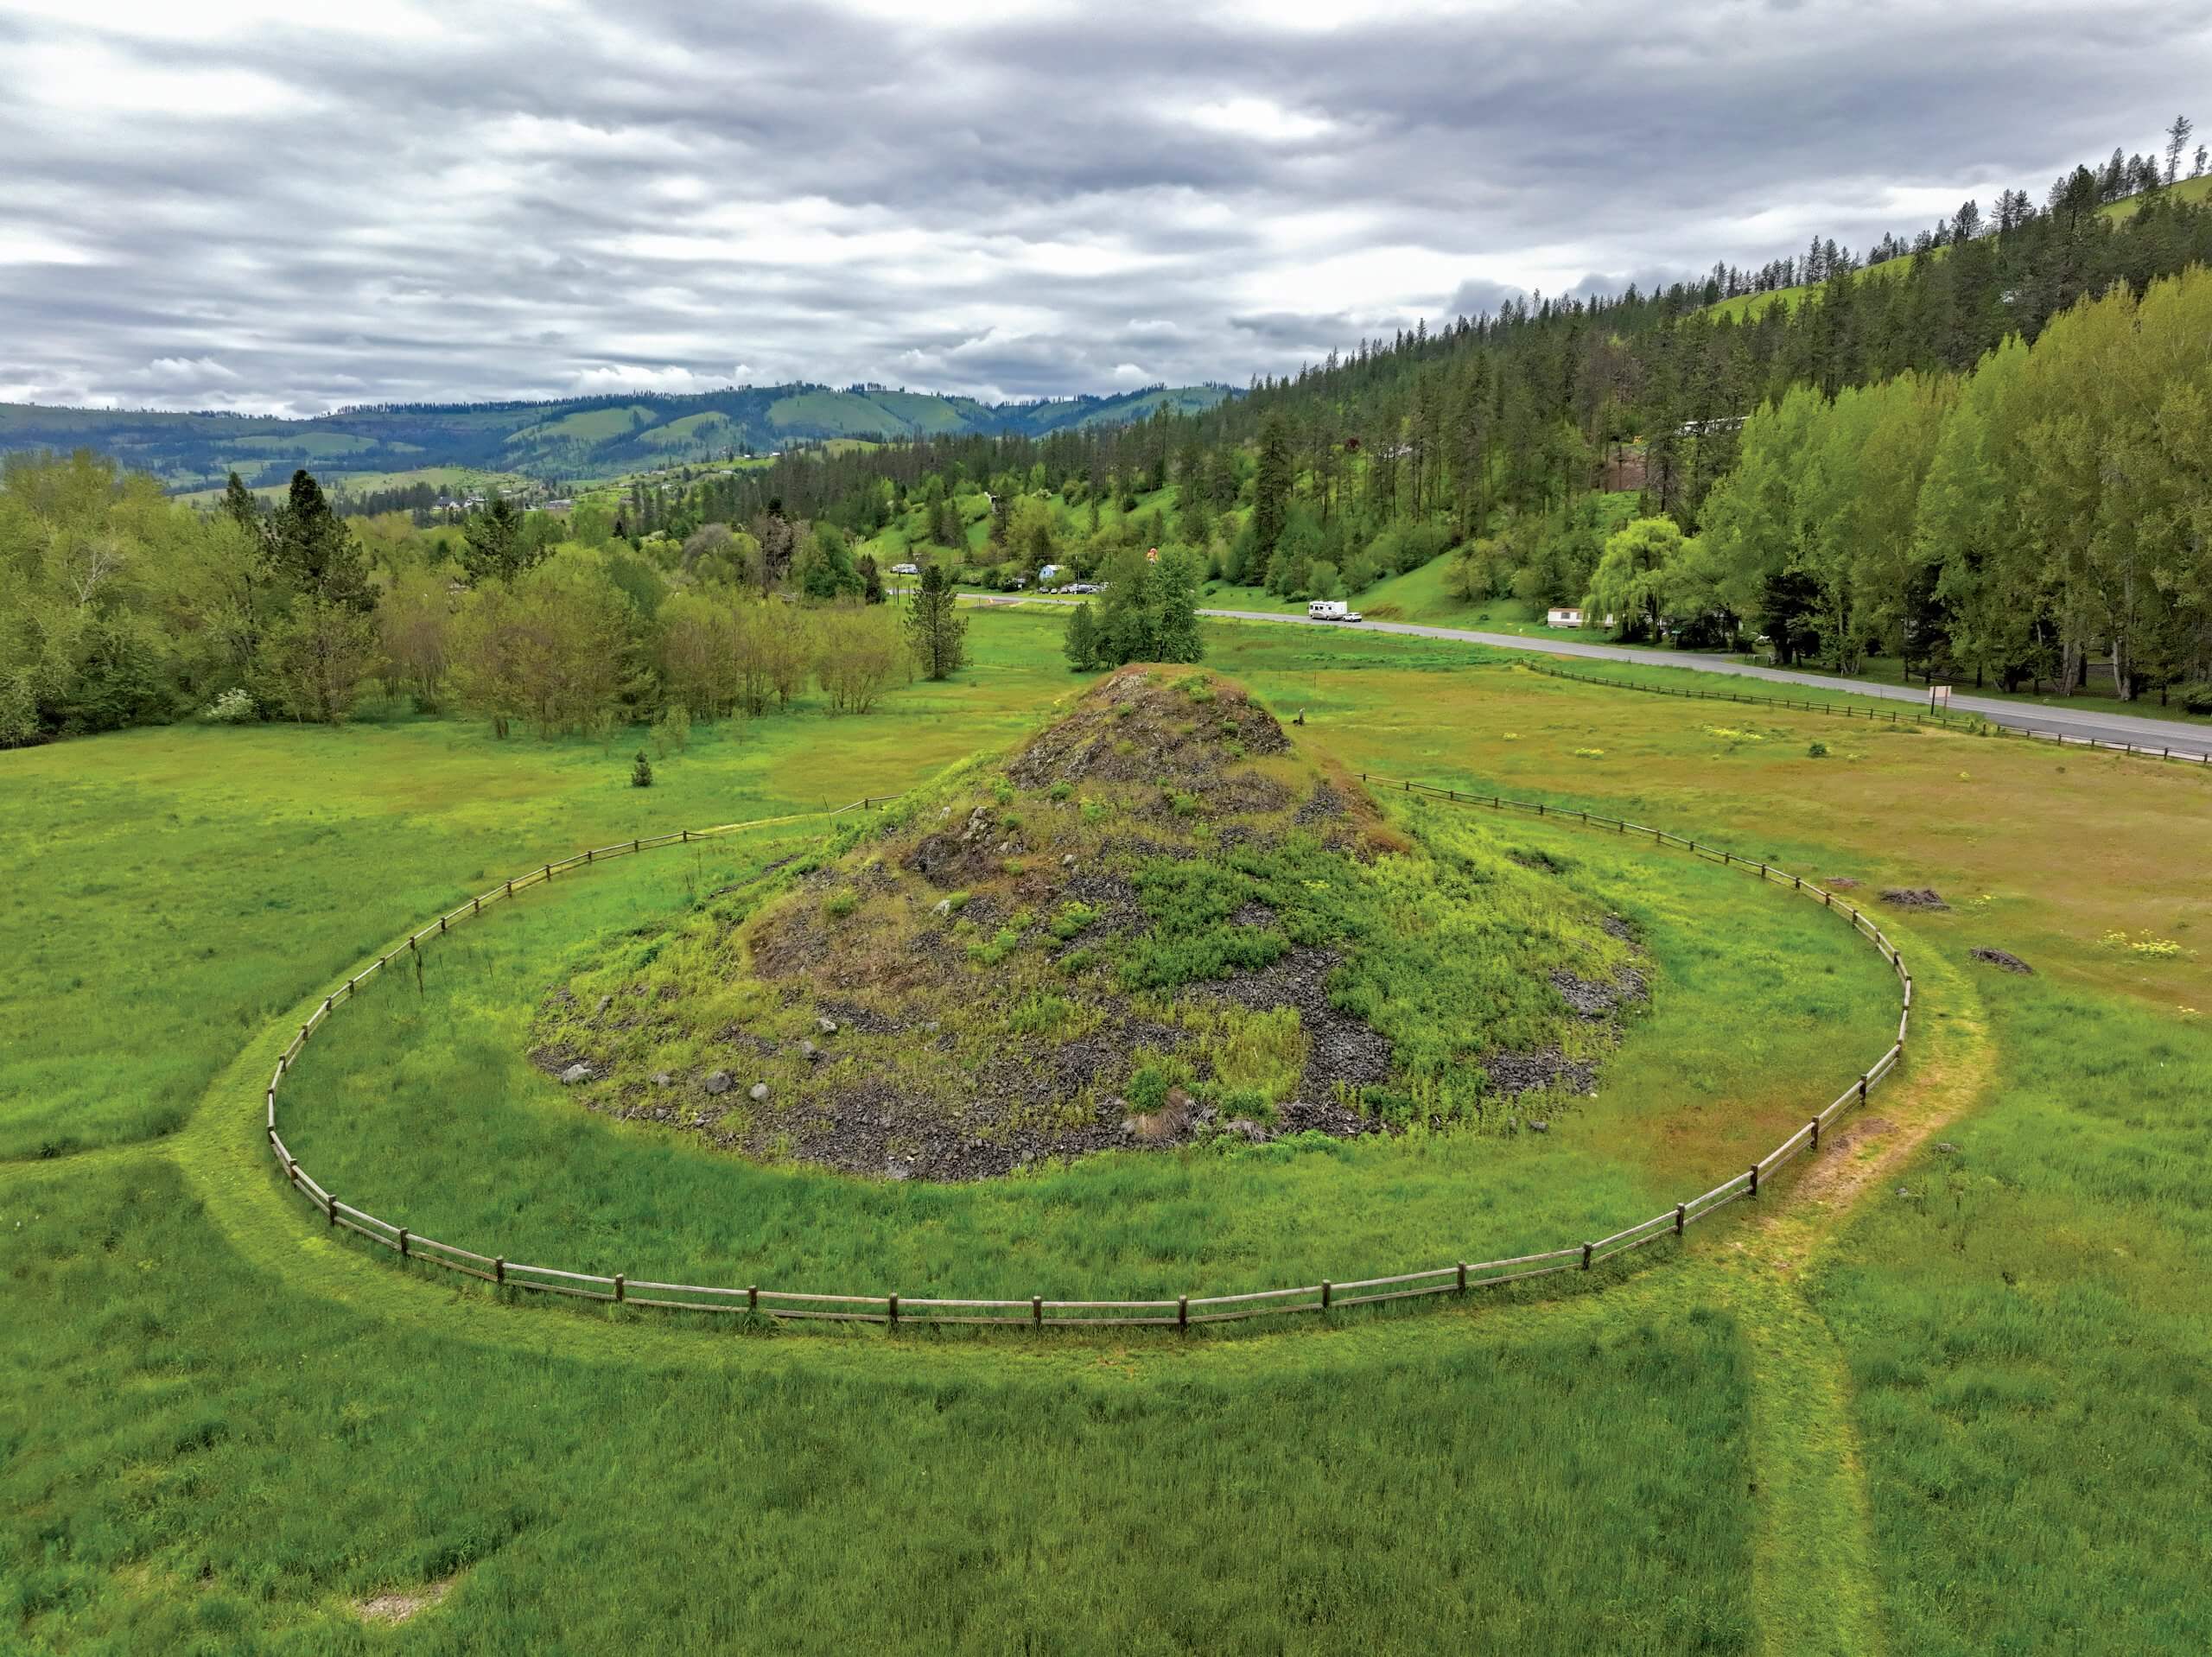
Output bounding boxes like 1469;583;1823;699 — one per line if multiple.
3;1152;1762;1652
5;609;2211;1650
276;781;1885;1300
1811;980;2212;1653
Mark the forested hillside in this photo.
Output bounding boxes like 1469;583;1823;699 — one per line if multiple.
624;144;2212;706
0;382;1233;496
9;133;2212;746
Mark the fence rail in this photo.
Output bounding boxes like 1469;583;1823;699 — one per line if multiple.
1523;659;2212;765
264;778;1914;1330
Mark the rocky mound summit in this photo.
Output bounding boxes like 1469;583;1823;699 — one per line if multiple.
532;666;1644;1180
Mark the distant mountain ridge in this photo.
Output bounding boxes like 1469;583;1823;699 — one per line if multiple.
0;380;1236;493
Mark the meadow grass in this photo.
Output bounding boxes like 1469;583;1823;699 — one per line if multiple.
3;1153;1762;1654
4;609;2210;1651
273;787;1890;1302
1808;980;2212;1654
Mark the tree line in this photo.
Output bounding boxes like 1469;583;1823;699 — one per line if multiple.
0;461;963;746
1578;265;2212;704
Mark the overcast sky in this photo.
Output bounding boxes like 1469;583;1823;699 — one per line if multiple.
1;1;2206;416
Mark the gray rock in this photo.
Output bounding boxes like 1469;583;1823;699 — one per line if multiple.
800;1039;820;1062
1529;1119;1549;1133
886;1158;915;1181
816;1016;839;1036
749;1082;770;1102
1061;854;1077;867
702;1070;733;1095
932;899;952;917
594;994;613;1018
1224;1117;1272;1143
652;1071;673;1087
558;1062;594;1085
1934;1141;1959;1154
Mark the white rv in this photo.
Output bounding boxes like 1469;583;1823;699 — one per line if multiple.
1307;600;1363;623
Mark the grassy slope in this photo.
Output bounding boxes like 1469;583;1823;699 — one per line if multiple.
4;614;2210;1649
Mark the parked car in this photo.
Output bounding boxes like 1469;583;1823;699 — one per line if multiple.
890;562;919;575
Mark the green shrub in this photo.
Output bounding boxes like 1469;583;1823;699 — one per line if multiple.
967;926;1021;966
1048;782;1073;802
823;889;858;920
630;751;654;788
1050;901;1100;941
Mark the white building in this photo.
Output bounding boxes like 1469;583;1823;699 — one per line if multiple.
1546;606;1585;628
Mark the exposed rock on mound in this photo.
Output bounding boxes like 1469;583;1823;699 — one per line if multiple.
532;666;1643;1180
1879;887;1949;911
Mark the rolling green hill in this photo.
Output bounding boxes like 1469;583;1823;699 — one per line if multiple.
0;381;1236;495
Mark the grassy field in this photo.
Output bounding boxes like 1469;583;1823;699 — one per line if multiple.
5;610;2209;1651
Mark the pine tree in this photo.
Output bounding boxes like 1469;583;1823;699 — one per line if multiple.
1063;600;1100;672
905;563;966;681
461;495;531;585
221;472;264;541
1150;549;1204;664
1251;415;1294;552
267;470;372;611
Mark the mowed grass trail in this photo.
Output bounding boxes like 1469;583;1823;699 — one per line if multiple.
3;610;2209;1652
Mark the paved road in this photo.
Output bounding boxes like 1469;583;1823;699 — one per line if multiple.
981;594;2212;759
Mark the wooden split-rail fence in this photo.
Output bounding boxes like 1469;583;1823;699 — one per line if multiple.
264;780;1912;1329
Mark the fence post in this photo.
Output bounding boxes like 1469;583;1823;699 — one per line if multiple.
1321;1279;1332;1310
1675;1203;1686;1235
327;1193;337;1226
494;1257;505;1285
1809;1117;1821;1151
1580;1242;1592;1271
1178;1295;1189;1330
1859;1075;1868;1104
398;1227;410;1257
614;1273;625;1303
887;1293;899;1327
1032;1295;1043;1327
1747;1165;1758;1199
747;1286;758;1312
1457;1262;1468;1292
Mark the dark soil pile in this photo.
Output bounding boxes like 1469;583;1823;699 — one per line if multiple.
531;666;1643;1181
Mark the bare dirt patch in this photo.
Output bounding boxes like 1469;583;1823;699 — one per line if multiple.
355;1575;455;1625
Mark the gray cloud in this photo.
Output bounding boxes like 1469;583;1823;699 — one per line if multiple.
0;2;2206;413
